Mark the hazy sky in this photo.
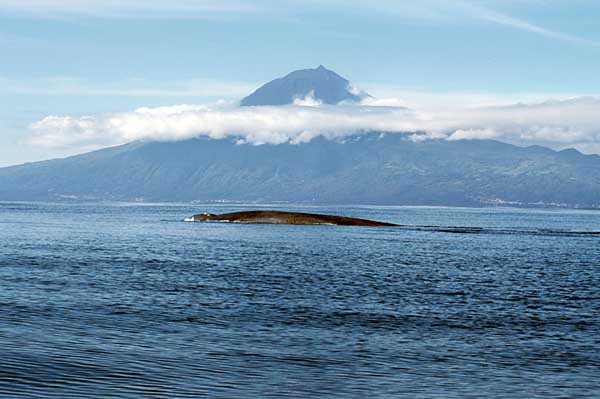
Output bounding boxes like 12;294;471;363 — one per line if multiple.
2;0;600;166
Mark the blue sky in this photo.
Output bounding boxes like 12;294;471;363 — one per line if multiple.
2;0;600;166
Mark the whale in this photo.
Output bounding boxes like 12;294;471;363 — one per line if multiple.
184;210;398;227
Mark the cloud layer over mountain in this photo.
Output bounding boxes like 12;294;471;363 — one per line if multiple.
29;97;600;154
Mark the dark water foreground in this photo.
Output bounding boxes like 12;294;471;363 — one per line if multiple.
1;202;599;398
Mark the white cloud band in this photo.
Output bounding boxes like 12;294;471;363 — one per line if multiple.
28;97;600;154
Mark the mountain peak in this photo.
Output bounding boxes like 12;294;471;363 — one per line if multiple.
240;66;368;106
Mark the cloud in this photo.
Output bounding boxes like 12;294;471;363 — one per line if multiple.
3;0;597;49
292;91;322;107
1;77;256;98
475;8;600;47
28;103;419;148
0;0;256;18
28;97;600;155
360;96;409;108
329;0;600;47
445;98;600;148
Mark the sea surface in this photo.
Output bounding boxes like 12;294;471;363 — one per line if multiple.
1;202;599;398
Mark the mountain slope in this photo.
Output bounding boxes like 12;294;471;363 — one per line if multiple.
240;65;367;106
1;133;599;207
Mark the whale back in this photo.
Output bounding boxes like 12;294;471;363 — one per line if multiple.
193;212;216;221
188;210;397;226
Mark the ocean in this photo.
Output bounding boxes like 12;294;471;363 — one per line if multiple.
1;202;599;398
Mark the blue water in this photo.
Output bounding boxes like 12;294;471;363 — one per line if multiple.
1;202;599;398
